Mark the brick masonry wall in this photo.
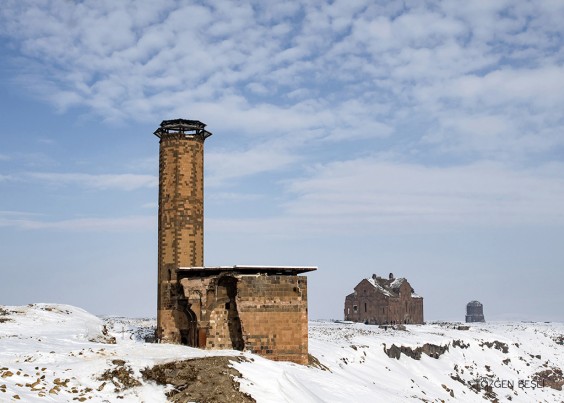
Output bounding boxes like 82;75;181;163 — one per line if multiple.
236;275;309;365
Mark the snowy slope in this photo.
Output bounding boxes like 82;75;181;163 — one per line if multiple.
235;321;564;402
1;304;563;402
0;304;244;402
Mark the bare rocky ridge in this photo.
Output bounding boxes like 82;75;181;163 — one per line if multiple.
533;367;564;391
141;356;255;403
0;307;12;323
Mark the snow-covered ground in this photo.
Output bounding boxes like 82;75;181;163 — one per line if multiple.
1;304;563;402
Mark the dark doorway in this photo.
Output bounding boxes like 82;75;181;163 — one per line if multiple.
218;276;244;350
180;305;198;347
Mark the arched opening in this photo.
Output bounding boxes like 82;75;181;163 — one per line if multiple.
180;306;198;347
176;296;199;347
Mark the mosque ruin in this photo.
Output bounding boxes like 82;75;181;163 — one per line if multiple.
154;118;316;365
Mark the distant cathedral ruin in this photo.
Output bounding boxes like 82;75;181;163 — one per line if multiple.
344;273;424;325
155;119;315;364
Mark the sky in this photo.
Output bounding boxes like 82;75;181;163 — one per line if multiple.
0;0;563;322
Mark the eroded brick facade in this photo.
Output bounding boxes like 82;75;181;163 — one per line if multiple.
154;119;316;365
344;273;424;325
178;268;311;364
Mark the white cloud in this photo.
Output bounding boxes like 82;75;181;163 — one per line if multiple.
0;210;43;217
206;145;299;187
283;159;564;230
205;158;564;237
0;214;154;232
414;66;564;158
1;0;563;168
9;152;57;168
125;156;158;172
207;192;264;203
246;82;270;96
418;67;564;110
26;172;157;190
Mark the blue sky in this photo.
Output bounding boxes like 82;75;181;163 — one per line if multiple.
1;0;563;321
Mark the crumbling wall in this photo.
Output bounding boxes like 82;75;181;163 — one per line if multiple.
205;276;244;350
179;274;309;364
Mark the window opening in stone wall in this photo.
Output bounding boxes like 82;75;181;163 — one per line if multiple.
364;303;367;312
353;305;358;312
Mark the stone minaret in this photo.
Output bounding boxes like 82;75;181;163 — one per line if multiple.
154;119;212;343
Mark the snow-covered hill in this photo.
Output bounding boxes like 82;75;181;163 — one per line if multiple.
1;304;563;402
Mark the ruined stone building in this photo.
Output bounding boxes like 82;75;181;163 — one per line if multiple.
344;273;423;325
465;300;485;323
155;119;316;365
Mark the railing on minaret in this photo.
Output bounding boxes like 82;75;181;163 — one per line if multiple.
154;118;212;343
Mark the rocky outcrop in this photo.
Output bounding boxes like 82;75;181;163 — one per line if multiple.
533;367;564;391
97;360;141;392
479;340;509;353
452;339;470;349
141;356;255;403
384;343;449;360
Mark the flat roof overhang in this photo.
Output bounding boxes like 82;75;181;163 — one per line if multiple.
177;265;317;276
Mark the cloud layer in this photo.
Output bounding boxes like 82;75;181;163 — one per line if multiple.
1;0;563;163
286;159;564;230
1;0;563;231
26;172;157;191
0;210;154;232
